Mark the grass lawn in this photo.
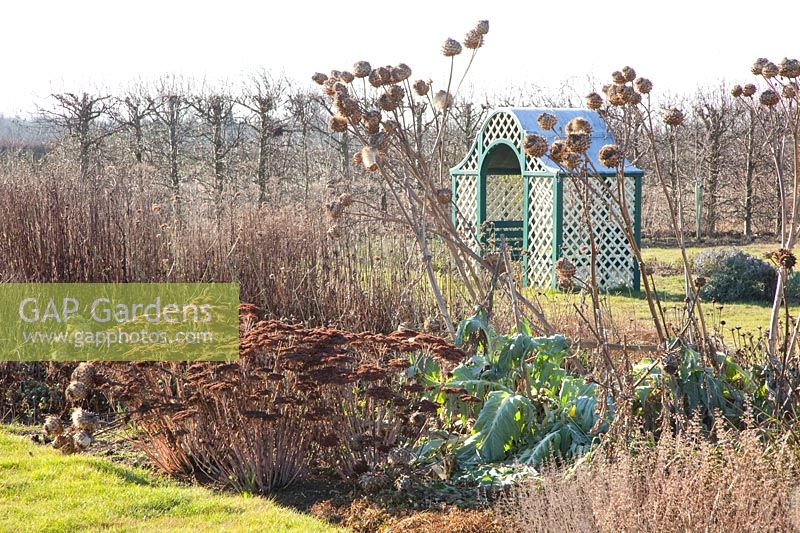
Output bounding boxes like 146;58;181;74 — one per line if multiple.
0;429;340;533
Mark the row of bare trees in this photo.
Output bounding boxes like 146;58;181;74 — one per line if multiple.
0;75;791;238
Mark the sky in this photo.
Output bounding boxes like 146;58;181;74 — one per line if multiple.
2;0;799;116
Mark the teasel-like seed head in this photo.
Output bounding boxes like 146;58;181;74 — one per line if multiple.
361;146;379;171
779;57;800;78
71;362;96;386
339;71;355;83
622;66;636;82
549;139;567;162
65;380;88;404
43;415;63;437
634;77;653;94
523;134;548;157
762;62;779;79
364;121;380;134
382;119;399;134
369;132;389;151
328;115;349;133
556;257;577;281
433;90;453;110
585;92;604;110
475;20;489;35
330;70;342;81
392;63;412;82
71;407;98;433
611;70;627;84
368;69;382;88
73;430;92;451
783;84;797;99
760;89;780;106
363;110;382;127
566;132;591;153
442;38;462;57
731;84;743;98
413;79;430;96
378;93;398;112
752;57;770;75
663;107;685;127
598;144;621;168
387;84;405;101
537;112;557;130
436;188;452;205
561;152;581;170
742;83;757;97
322;79;338;97
353;61;372;78
312;72;328;85
463;29;484;49
566;117;592;135
334;95;359;117
607;85;627;106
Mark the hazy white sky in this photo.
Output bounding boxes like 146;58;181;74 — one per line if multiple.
2;0;798;115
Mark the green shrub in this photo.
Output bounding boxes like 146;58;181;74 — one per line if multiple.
693;248;776;302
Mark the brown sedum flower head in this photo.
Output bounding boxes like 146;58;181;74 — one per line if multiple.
752;58;770;75
760;89;780;106
762;62;779;79
463;29;484;49
634;77;653;94
312;73;328;85
779;58;800;78
566;117;592;135
549;139;567;162
353;61;372;78
475;20;489;35
328;115;349;133
537;112;557;130
742;83;757;97
566;132;591;153
413;79;429;96
611;71;627;84
523;134;548;157
598;144;621;167
622;66;636;82
663;107;685;127
585;92;603;110
783;85;797;98
731;84;743;98
442;38;462;57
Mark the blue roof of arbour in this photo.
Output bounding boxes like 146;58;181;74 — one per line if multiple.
502;107;644;175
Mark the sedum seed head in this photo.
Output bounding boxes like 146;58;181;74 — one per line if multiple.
353;61;372;78
475;20;489;35
598;144;621;167
585;92;604;110
742;83;757;97
523;134;548;158
759;89;780;106
634;77;653;94
442;38;462;57
537;112;557;130
663;107;685;127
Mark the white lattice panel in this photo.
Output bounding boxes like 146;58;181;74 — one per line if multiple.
454;174;479;251
486;175;523;221
525;155;548;173
561;176;635;289
483;112;522;149
460;145;479;172
526;176;554;287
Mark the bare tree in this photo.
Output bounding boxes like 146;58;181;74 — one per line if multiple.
148;78;190;215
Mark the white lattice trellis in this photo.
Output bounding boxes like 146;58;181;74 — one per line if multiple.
526;176;554;287
483;113;523;149
486;175;523;221
454;174;479;251
561;176;636;289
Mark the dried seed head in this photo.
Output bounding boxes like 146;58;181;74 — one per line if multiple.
752;58;770;75
585;92;604;110
65;381;88;404
566;117;592;135
330;70;342;80
334;95;359;117
783;85;797;98
622;66;636;82
598;144;621;168
413;79;429;96
762;62;779;79
463;29;484;49
442;38;462;57
353;61;372;78
73;430;92;451
779;57;800;78
611;70;627;84
770;248;797;270
387;84;405;101
566;132;591;153
627;91;642;105
43;415;63;437
339;71;355;83
322;79;338;96
361;146;379;171
694;276;706;288
760;89;780;106
71;362;96;387
634;77;653;94
549;139;567;162
556;257;577;281
731;84;743;97
433;90;453;110
523;133;548;157
328;115;349;133
363;110;382;127
71;407;98;433
364;121;380;134
475;20;489;35
537;112;557;130
392;64;412;82
368;69;383;88
312;72;328;85
382;119;399;134
607;84;627;106
742;83;757;97
378;93;398;112
561;152;581;170
663;107;685;126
